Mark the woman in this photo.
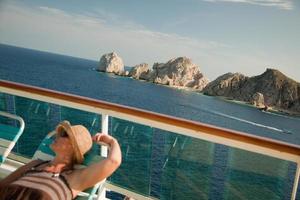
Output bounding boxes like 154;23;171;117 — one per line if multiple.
0;120;122;200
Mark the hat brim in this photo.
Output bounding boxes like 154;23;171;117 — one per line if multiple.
56;121;84;164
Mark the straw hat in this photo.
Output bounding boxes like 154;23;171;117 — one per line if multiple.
56;120;92;164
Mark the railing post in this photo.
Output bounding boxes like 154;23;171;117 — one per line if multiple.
97;114;109;200
101;114;109;157
291;162;300;200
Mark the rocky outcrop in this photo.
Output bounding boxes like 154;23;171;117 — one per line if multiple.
251;92;265;108
98;52;124;75
148;57;209;91
97;53;208;91
203;73;247;98
203;68;300;113
128;63;151;80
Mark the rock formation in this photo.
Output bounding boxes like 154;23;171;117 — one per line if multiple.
202;73;247;98
128;63;151;80
148;57;209;91
98;52;124;75
251;92;265;108
97;53;208;91
203;68;300;113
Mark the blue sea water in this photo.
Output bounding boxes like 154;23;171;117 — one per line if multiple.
0;44;299;145
0;43;300;199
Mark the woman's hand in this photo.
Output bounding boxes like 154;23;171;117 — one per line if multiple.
92;133;115;146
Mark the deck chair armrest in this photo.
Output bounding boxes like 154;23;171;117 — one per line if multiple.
0;111;25;134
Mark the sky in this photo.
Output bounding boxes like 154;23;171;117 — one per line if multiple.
0;0;299;81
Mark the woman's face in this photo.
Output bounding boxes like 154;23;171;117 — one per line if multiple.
50;130;74;155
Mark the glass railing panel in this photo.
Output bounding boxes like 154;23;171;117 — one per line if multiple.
109;117;153;196
60;107;101;134
14;96;55;157
0;93;9;111
0;94;16;125
0;92;102;158
158;130;215;200
109;123;297;200
223;148;296;200
108;123;216;200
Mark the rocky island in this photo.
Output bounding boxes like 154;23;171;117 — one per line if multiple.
97;52;300;115
203;69;300;115
98;52;209;91
97;52;125;75
129;57;209;91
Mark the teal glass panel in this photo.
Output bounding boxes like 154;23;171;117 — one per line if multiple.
14;96;54;156
159;130;215;200
0;93;7;110
0;92;101;158
109;117;153;196
0;93;17;125
224;148;293;200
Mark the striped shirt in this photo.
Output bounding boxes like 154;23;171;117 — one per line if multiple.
11;161;73;200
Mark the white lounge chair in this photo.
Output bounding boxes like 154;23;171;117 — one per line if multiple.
0;111;25;165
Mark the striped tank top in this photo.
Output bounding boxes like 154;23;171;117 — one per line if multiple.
11;160;73;200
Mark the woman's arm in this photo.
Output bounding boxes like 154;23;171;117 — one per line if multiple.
0;159;42;187
73;133;122;191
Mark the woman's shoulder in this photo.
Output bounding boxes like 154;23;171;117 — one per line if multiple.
21;159;51;172
28;159;47;166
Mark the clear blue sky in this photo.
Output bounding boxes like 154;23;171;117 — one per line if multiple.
0;0;299;81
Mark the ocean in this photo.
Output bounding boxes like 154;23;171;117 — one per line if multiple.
0;43;299;199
